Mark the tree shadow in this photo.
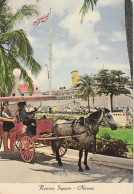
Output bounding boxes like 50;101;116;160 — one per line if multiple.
0;150;133;183
0;149;55;164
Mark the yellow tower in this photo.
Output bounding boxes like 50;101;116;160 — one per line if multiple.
71;71;78;86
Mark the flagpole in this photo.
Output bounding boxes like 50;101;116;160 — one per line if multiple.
49;8;52;95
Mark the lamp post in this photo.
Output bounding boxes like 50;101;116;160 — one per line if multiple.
13;68;21;96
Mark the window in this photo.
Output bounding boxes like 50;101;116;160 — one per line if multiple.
12;93;15;96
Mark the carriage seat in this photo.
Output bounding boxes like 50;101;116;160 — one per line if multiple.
36;118;54;135
15;122;24;133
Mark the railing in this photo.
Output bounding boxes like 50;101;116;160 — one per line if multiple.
111;112;133;127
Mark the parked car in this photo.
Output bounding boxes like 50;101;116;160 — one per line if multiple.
112;107;124;112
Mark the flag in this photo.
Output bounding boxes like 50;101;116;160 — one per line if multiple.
33;13;49;25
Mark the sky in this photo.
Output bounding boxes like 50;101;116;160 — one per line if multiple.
8;0;130;92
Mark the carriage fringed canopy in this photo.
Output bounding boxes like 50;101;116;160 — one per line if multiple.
0;95;57;102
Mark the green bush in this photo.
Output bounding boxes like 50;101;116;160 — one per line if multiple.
96;134;128;157
125;124;133;129
67;133;129;158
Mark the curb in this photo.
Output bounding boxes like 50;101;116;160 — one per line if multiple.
88;153;133;170
36;146;133;171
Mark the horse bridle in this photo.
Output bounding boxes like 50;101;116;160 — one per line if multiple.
84;110;106;135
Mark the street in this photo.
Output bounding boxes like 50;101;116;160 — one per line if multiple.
0;145;133;183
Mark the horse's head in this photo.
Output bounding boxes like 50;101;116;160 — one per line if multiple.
85;107;117;134
85;109;103;134
101;108;117;130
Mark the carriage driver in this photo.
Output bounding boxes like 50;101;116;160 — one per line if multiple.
18;102;37;136
2;102;19;152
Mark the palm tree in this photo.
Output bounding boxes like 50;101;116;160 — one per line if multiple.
125;0;133;86
0;0;41;96
80;0;133;85
75;75;96;112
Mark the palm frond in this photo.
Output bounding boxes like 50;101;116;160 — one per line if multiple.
4;4;39;30
25;55;42;76
0;47;15;96
0;47;6;84
7;53;34;92
80;0;98;22
1;29;42;76
75;74;96;102
0;2;41;96
1;29;33;57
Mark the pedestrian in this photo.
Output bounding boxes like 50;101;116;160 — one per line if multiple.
124;105;132;125
2;102;18;152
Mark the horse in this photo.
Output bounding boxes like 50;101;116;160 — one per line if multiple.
53;107;117;172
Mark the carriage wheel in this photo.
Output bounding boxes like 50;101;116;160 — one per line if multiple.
59;139;68;157
0;132;2;149
51;139;68;157
20;136;35;162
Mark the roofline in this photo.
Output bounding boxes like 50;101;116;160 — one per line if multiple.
71;71;78;73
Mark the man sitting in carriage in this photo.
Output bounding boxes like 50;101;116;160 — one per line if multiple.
18;102;37;136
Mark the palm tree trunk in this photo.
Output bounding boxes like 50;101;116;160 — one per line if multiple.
125;0;133;86
110;94;113;112
88;93;90;113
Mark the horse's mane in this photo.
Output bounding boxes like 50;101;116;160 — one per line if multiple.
88;110;101;121
104;108;110;113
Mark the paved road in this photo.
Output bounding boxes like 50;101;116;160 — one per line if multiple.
0;145;133;183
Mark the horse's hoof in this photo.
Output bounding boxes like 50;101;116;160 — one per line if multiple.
58;163;63;167
85;166;90;170
79;168;84;172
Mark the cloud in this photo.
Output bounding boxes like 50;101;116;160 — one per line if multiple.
27;67;48;88
59;8;100;45
7;0;38;12
53;41;92;62
7;0;129;91
110;31;126;42
27;34;45;49
101;62;130;74
99;45;111;52
8;0;79;16
98;0;122;7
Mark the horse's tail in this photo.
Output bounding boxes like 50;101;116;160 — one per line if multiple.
51;140;56;155
53;123;58;136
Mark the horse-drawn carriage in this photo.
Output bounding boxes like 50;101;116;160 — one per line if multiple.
0;96;68;162
0;96;117;172
0;117;68;162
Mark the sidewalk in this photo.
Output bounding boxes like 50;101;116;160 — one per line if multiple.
35;145;133;171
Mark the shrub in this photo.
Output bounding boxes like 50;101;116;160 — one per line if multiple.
125;124;133;129
67;133;129;158
95;134;128;157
